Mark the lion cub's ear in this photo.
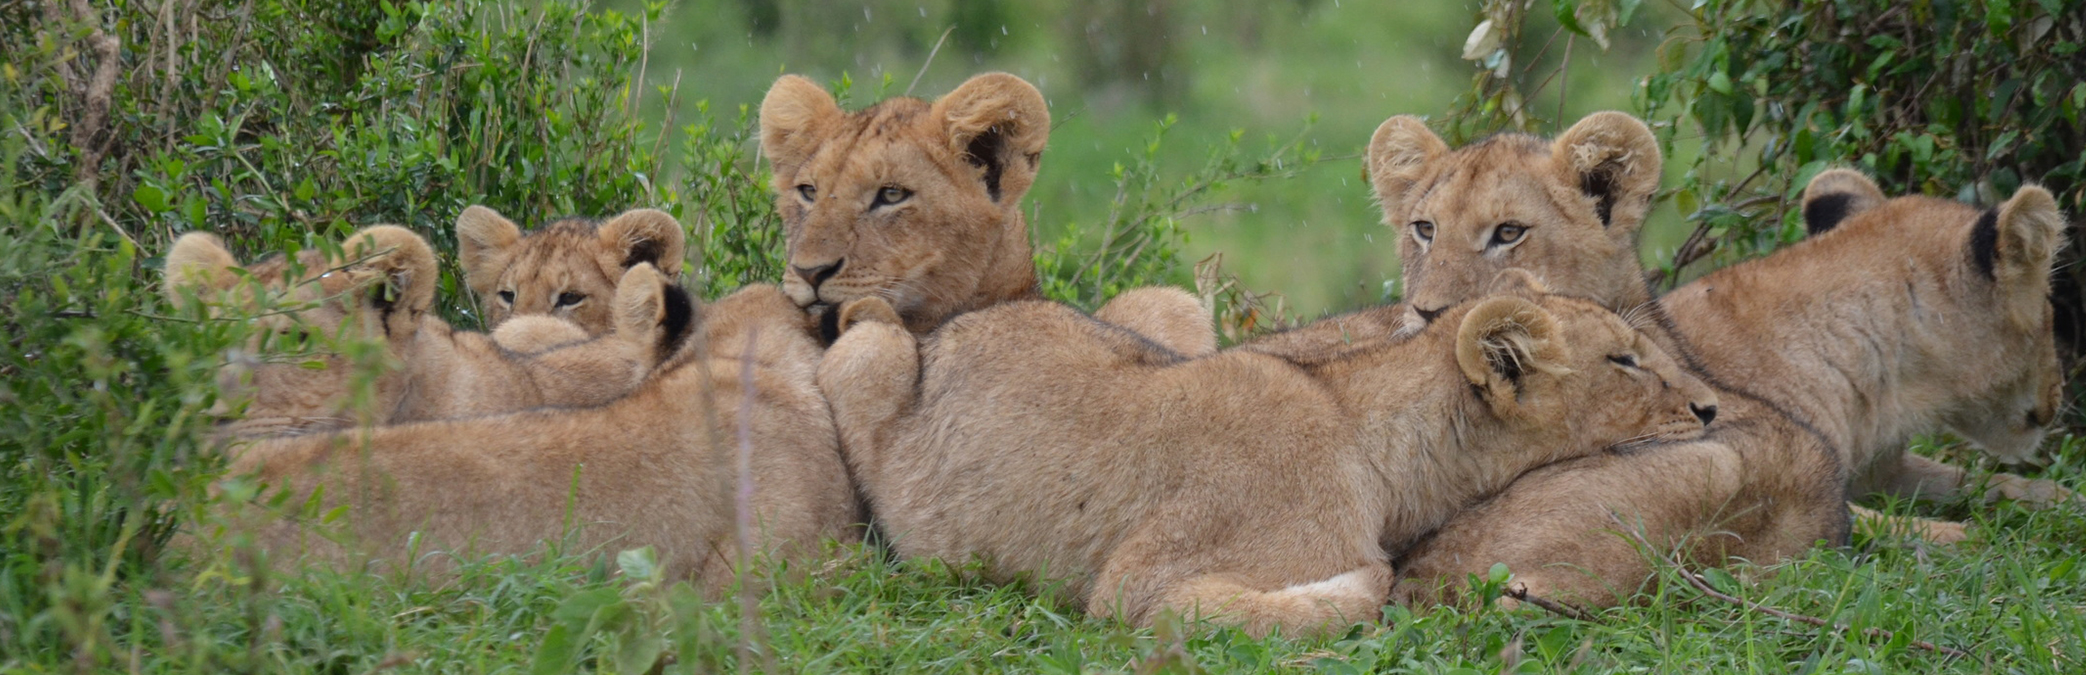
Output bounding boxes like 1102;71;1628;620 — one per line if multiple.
597;208;686;278
1986;185;2071;327
456;205;522;296
1551;111;1661;235
1366;115;1449;220
162;232;243;306
1456;296;1565;410
760;75;842;180
612;262;697;363
932;72;1050;205
1799;169;1886;236
339;225;440;328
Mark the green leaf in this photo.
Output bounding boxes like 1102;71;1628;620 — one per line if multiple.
133;185;169;213
1707;71;1734;95
1488;562;1511;585
530;624;576;675
616;546;659;583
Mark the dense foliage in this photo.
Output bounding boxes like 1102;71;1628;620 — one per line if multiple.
1635;0;2086;324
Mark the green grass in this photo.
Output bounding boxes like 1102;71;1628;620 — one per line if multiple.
7;1;2085;671
41;439;2082;673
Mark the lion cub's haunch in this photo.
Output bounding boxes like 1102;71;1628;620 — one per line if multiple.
224;283;851;586
163;226;690;439
817;271;1715;637
759;71;1048;337
457;205;686;336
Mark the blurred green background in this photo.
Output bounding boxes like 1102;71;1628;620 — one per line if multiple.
605;0;1677;316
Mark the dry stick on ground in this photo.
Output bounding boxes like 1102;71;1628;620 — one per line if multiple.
1606;512;1971;660
1502;585;1598;622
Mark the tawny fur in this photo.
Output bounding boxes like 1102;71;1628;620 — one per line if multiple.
817;271;1717;637
1325;117;2074;607
218;284;854;589
760;72;1047;337
162;227;686;440
193;72;1079;590
456;205;686;336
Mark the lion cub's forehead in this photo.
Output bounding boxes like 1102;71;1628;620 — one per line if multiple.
1410;139;1575;228
1540;296;1636;348
798;99;953;184
501;220;614;291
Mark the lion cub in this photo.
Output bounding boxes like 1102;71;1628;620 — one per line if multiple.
817;270;1717;637
456;205;685;336
163;226;691;439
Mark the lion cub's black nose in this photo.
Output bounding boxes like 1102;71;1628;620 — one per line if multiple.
1412;306;1445;323
1691;402;1718;425
792;259;845;289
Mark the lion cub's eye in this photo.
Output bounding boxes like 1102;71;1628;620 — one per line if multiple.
497;290;515;305
1412;221;1435;242
1491;223;1527;246
1608;354;1640;369
555;292;586;308
797;184;817;201
873;186;913;207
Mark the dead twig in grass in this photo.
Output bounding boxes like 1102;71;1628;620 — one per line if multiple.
1502;585;1598;622
1607;512;1969;659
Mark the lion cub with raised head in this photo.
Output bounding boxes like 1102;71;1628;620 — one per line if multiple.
760;71;1047;338
817;270;1717;636
457;206;685;336
164;226;692;439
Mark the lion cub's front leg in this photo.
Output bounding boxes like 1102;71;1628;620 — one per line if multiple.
1867;452;2082;509
816;297;920;493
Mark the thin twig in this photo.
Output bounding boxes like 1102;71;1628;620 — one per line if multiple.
1503;585;1598;622
1607;512;1969;660
904;26;958;98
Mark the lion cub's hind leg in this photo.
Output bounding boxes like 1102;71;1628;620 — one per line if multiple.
1090;516;1390;638
1093;287;1217;358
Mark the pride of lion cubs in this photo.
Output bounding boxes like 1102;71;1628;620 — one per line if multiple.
163;72;2080;636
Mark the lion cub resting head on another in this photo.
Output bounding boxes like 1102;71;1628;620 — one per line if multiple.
456;206;685;337
760;71;1048;338
816;270;1716;637
163;226;693;439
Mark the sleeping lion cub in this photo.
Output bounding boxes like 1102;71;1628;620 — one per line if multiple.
163;226;691;439
816;270;1717;636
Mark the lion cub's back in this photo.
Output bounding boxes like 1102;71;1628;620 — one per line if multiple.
886;301;1351;580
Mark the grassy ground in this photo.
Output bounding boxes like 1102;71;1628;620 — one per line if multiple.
89;435;2083;673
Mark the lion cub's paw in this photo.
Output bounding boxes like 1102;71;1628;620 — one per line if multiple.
1988;473;2084;509
837;297;902;333
491;315;592;353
